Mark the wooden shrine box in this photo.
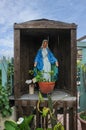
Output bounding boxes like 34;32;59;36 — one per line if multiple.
14;19;77;130
14;19;77;98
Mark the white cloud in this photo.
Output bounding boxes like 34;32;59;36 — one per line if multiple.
0;36;13;58
0;38;13;48
0;0;41;31
0;48;13;58
0;0;41;58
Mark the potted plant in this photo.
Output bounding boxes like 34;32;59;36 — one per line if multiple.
38;81;55;94
28;67;57;94
78;111;86;130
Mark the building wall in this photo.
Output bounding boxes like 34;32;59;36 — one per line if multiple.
77;41;86;111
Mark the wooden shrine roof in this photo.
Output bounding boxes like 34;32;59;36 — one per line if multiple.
14;18;77;29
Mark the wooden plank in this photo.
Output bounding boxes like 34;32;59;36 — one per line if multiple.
74;101;77;130
14;19;77;29
14;29;21;98
63;102;67;130
69;108;74;130
36;106;41;128
21;100;27;106
70;29;77;96
18;101;23;117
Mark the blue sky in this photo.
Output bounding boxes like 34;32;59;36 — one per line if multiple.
0;0;86;58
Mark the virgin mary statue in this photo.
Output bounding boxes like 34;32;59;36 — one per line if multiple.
26;39;59;84
33;39;59;82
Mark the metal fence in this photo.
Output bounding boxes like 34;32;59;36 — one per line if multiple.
0;56;14;94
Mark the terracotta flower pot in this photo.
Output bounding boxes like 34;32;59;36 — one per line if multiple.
38;82;55;94
78;112;86;130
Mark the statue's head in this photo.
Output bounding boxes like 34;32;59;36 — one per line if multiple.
41;39;48;48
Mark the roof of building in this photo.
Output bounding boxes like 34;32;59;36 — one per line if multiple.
14;18;77;29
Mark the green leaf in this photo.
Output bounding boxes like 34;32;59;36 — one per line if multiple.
18;115;34;130
2;109;8;117
5;105;10;110
38;92;44;102
2;108;12;117
4;120;18;130
42;107;49;117
54;123;64;130
24;115;34;125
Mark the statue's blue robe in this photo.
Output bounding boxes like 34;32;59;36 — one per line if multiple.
34;48;59;81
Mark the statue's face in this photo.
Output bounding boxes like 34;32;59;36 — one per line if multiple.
43;41;48;48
